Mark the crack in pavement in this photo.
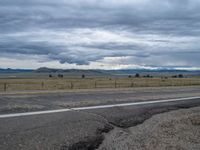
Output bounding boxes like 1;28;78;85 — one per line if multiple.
63;108;115;150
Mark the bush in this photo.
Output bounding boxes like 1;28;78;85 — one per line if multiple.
172;75;177;78
82;74;85;78
143;74;153;78
178;74;184;78
58;74;63;78
135;73;140;78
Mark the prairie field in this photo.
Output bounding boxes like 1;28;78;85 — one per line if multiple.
0;76;200;92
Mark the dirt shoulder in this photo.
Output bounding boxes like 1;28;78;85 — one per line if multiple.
98;106;200;150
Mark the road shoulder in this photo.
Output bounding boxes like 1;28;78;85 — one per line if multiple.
98;106;200;150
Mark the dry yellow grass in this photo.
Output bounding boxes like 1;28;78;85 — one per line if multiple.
0;77;200;92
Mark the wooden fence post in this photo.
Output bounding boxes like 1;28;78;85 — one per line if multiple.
131;82;134;87
95;81;97;88
4;83;7;92
71;82;73;89
41;82;44;89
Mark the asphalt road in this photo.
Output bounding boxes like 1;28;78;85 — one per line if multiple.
0;86;200;150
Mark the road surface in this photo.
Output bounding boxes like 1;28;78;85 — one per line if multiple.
0;86;200;150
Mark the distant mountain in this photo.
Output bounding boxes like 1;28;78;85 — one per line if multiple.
35;67;62;73
35;67;108;76
35;67;200;76
0;67;199;76
0;68;33;73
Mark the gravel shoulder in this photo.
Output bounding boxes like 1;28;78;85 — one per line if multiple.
98;107;200;150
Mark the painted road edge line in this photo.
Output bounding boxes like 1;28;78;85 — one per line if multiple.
0;96;200;118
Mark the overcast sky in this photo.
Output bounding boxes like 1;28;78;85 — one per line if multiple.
0;0;200;70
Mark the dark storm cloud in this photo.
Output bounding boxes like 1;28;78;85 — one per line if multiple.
0;35;151;65
0;0;200;68
81;42;143;51
1;0;200;33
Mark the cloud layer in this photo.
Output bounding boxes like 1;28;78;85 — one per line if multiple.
0;0;200;69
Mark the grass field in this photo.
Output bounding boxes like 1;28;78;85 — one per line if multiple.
0;76;200;92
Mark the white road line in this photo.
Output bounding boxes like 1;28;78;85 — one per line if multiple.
72;96;200;110
0;109;71;118
0;96;200;119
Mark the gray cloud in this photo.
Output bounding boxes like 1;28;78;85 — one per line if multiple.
0;0;200;69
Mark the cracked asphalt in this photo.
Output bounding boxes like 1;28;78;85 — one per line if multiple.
0;86;200;150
